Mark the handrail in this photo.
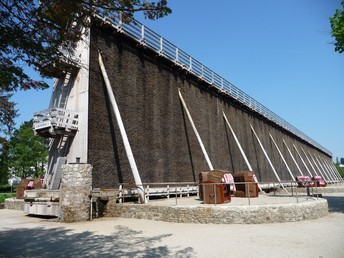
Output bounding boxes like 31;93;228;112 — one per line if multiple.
97;14;332;157
111;180;342;205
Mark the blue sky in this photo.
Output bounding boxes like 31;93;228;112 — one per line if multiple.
13;0;343;160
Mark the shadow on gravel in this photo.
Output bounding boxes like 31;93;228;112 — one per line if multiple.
322;195;344;213
0;225;195;258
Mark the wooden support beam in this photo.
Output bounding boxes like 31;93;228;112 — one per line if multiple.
269;134;295;181
99;52;146;203
283;140;303;176
293;144;313;177
178;89;214;171
222;111;253;171
222;112;263;193
301;148;317;177
250;124;288;193
314;155;332;182
308;151;327;180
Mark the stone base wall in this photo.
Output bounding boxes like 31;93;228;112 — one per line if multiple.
282;185;344;195
103;199;328;224
314;186;344;193
60;164;93;222
4;198;24;211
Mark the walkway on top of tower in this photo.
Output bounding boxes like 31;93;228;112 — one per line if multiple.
95;13;331;157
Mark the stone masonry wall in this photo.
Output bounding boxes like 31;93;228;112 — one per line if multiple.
4;198;24;211
60;164;93;222
103;199;328;224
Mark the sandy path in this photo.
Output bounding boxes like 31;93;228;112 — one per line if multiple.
0;193;343;258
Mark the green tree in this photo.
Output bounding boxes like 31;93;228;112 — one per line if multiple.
335;163;344;178
0;0;171;148
8;120;48;179
0;139;10;183
330;1;344;53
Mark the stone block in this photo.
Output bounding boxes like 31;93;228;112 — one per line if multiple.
60;164;93;222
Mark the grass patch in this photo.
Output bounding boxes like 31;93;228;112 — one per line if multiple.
0;193;16;203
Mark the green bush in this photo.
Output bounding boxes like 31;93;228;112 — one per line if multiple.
0;184;14;193
0;193;16;203
336;166;344;178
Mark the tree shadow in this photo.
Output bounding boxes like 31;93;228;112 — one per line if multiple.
0;224;195;257
322;195;344;213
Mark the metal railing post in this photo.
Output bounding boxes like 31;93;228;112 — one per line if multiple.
167;184;170;199
159;37;163;53
146;184;149;202
175;48;179;63
214;183;217;206
141;24;145;42
247;182;251;205
90;197;93;221
119;184;123;203
118;12;123;29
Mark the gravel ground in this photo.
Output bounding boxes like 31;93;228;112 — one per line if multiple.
0;193;343;258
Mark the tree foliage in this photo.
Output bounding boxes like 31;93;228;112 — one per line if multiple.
0;0;171;145
0;94;17;141
0;138;10;183
7;120;48;179
330;1;344;53
335;164;344;178
334;157;344;178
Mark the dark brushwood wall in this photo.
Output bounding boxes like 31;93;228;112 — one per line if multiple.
88;26;331;188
